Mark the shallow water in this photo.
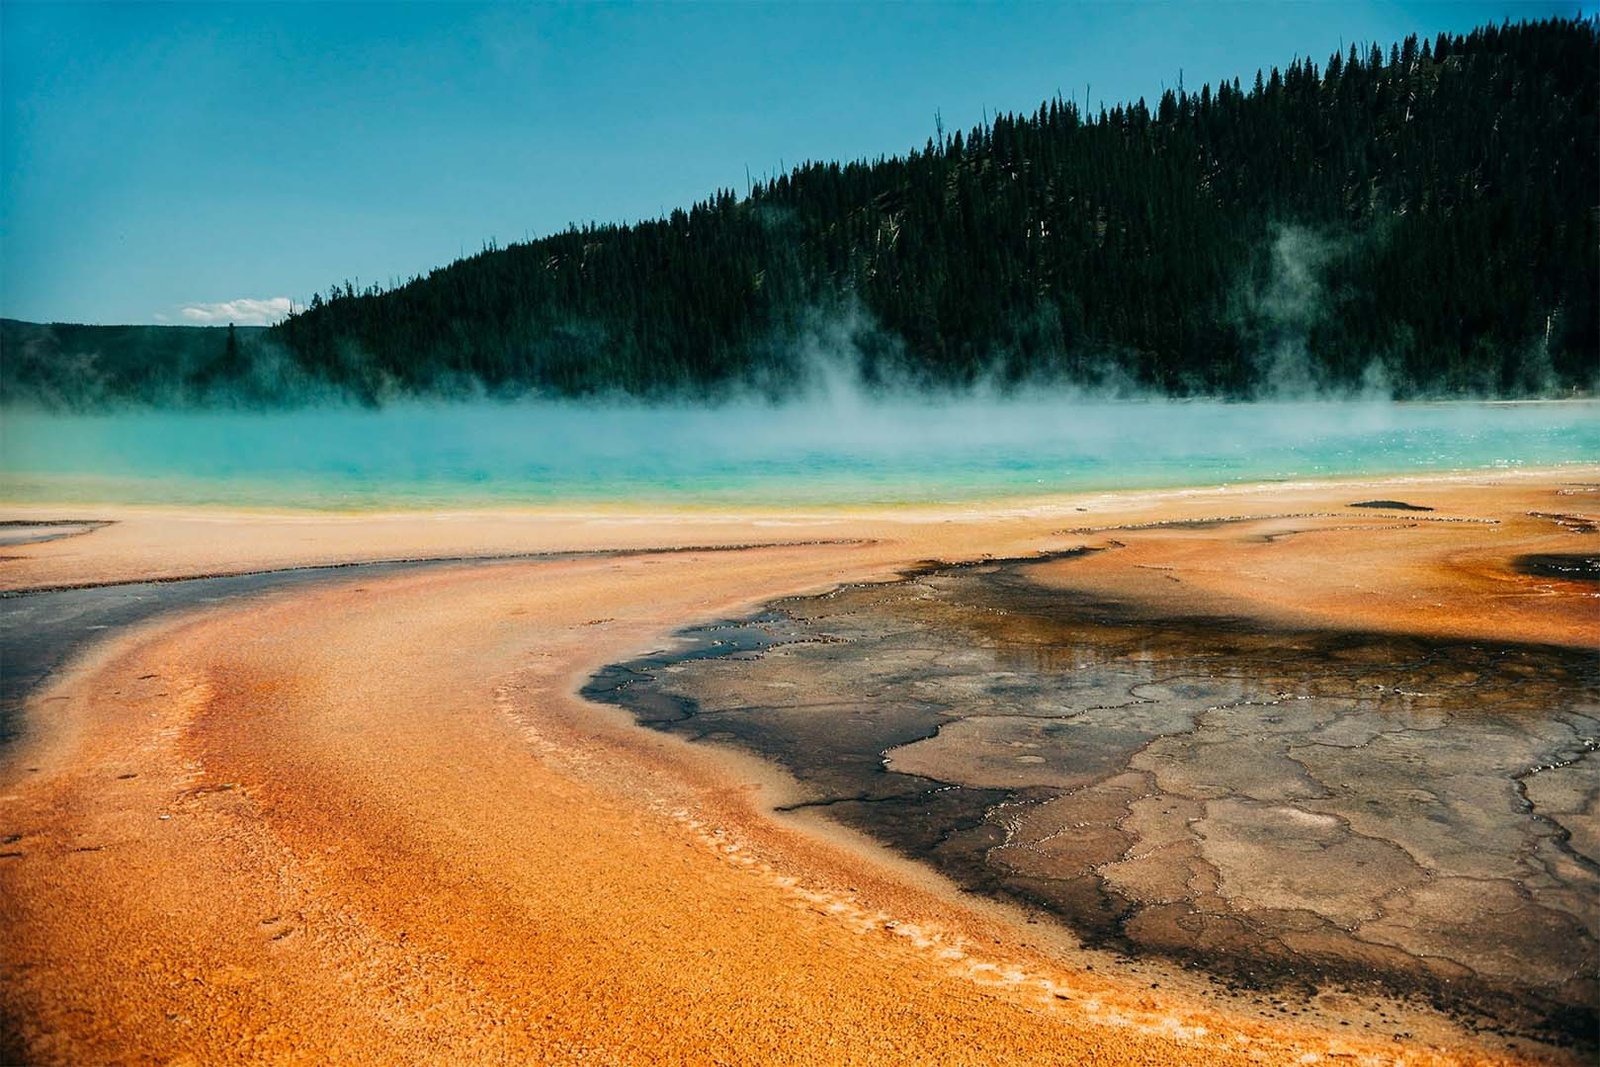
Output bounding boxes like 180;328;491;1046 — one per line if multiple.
0;561;436;747
0;544;762;747
4;398;1596;508
587;553;1600;1047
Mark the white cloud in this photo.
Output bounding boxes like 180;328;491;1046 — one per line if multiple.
176;296;292;326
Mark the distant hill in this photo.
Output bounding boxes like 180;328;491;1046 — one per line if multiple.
6;17;1596;408
0;320;277;408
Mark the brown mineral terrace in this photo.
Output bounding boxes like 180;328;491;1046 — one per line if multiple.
1;469;1595;1065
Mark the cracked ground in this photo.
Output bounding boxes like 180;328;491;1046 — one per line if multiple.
589;534;1599;1046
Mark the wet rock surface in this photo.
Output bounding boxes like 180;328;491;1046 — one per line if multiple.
1348;500;1435;511
586;554;1600;1048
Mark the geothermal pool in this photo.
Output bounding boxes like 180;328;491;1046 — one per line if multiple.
3;398;1596;508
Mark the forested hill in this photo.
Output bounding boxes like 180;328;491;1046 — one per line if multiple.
10;17;1597;409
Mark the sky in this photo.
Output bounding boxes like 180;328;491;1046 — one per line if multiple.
1;1;1582;326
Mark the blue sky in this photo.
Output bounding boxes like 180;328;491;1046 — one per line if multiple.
1;1;1580;325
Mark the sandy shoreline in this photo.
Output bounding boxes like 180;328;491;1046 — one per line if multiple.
2;465;1593;594
1;470;1596;1064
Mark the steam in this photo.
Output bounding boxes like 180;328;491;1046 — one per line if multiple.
4;225;1582;414
760;300;1149;415
745;224;1408;407
1250;225;1338;398
1217;223;1388;401
7;242;1596;509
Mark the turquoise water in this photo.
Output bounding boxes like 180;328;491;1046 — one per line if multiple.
1;399;1595;509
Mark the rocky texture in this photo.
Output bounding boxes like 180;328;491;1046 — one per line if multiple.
594;554;1600;1046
